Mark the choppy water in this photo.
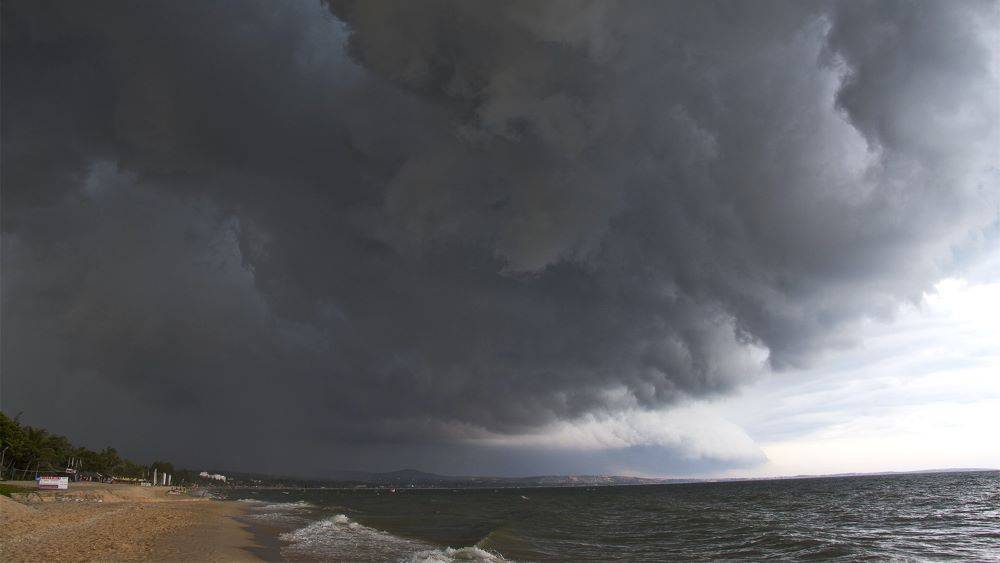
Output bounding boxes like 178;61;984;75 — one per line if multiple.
226;471;1000;561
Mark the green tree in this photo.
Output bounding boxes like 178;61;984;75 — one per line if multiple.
0;411;182;482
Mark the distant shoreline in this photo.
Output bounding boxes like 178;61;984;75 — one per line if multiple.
207;467;1000;493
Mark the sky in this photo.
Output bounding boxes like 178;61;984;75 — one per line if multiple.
2;0;998;479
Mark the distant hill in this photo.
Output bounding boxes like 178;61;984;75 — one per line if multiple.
198;467;676;488
326;467;996;488
325;468;473;484
321;469;673;488
198;466;998;489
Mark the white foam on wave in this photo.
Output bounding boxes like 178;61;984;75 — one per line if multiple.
238;499;311;510
279;514;507;562
280;513;427;560
260;500;312;510
407;546;507;562
239;498;314;524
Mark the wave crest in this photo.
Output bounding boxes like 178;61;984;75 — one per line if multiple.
279;514;506;562
407;546;507;562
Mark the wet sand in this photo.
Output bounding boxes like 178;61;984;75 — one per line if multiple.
0;481;263;561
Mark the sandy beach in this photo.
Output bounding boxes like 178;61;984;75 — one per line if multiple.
0;481;263;561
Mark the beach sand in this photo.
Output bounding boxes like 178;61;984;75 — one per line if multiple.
0;481;263;561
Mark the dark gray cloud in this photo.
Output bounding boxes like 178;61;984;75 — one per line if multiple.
2;0;996;475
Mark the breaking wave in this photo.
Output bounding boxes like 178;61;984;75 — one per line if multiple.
406;546;506;562
238;498;314;525
279;514;505;562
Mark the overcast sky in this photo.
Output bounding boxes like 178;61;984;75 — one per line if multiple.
2;0;997;478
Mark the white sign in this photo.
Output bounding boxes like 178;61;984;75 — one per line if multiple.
38;476;69;490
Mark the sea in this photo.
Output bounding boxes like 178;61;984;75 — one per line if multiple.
222;471;1000;561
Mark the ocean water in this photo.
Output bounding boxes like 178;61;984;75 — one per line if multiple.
225;471;1000;561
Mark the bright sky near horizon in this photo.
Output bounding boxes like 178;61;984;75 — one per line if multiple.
470;274;1000;477
728;275;1000;477
484;264;1000;478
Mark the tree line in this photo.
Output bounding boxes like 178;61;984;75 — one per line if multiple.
0;411;190;482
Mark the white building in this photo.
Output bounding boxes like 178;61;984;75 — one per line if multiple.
199;471;228;482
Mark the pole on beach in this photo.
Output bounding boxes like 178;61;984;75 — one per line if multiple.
153;468;157;486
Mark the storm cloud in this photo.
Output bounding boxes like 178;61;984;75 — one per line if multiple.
2;0;996;475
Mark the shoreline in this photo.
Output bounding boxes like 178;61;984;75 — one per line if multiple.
0;481;266;561
234;515;289;562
